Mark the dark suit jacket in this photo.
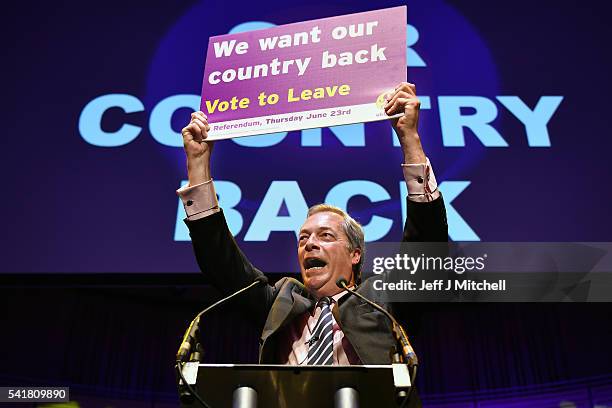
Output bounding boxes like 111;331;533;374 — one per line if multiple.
185;195;448;405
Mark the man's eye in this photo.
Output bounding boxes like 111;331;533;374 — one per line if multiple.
322;232;334;238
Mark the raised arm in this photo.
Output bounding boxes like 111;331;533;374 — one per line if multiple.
178;112;274;327
385;82;448;242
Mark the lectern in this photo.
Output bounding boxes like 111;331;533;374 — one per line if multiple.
177;363;412;408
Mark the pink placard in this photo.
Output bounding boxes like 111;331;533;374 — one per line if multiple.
200;6;407;140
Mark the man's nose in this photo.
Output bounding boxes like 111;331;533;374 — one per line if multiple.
305;234;319;250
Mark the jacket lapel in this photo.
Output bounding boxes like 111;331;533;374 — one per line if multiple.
260;278;314;361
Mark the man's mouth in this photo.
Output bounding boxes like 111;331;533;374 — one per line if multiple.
303;257;327;271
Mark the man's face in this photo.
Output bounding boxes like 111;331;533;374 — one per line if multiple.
298;211;361;298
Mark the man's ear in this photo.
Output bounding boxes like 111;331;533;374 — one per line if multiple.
351;248;362;266
349;248;362;286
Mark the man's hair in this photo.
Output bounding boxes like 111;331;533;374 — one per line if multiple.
306;204;366;284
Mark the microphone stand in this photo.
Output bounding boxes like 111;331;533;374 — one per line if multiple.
176;276;268;407
336;278;418;407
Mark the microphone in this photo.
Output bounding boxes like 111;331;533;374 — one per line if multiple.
176;275;268;363
336;278;418;367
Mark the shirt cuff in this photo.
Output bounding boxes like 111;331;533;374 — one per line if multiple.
176;179;220;220
401;157;440;203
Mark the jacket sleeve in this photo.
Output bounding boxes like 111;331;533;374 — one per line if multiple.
185;209;275;329
392;194;449;338
402;194;448;242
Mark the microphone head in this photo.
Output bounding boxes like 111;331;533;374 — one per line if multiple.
255;275;269;285
336;278;348;288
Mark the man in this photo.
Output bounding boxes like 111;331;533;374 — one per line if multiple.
177;82;447;405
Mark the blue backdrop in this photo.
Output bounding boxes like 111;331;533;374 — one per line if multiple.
4;0;611;275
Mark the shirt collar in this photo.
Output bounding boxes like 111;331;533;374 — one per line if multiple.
310;285;355;314
332;285;354;302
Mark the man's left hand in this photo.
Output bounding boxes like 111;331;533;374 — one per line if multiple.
385;82;427;164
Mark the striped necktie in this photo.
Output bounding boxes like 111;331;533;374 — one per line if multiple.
306;297;334;365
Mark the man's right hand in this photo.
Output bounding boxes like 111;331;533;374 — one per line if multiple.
181;111;214;186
